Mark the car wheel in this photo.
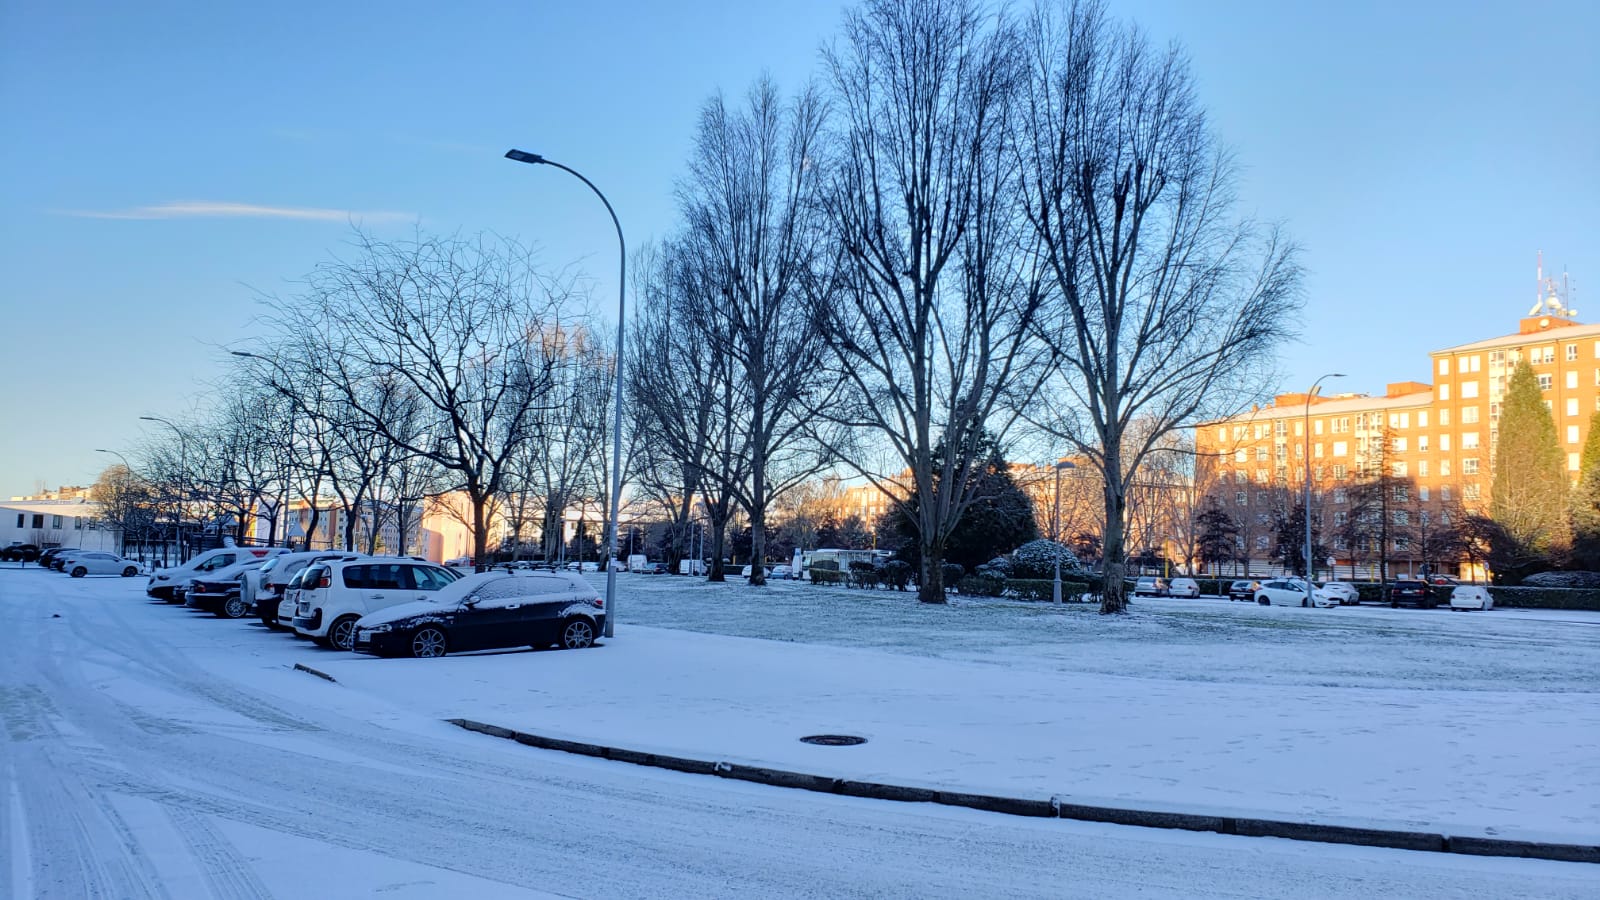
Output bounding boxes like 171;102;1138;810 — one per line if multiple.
410;627;448;658
122;566;138;577
71;566;87;578
326;616;360;651
1301;597;1308;608
560;618;595;650
1255;595;1268;605
221;596;248;619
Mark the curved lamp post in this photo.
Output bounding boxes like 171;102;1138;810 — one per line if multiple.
505;149;626;639
1303;374;1345;585
1052;459;1077;604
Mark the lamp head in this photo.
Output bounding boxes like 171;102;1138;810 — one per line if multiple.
1056;460;1077;471
231;350;256;359
504;149;546;165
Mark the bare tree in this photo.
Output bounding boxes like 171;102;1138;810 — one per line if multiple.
292;231;574;569
1018;0;1302;612
675;77;841;586
821;0;1045;603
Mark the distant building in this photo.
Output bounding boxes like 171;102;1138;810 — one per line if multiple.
1;499;118;552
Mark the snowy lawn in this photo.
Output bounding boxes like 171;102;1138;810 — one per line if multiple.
300;572;1600;845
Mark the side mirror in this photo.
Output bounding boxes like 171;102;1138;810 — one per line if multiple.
462;595;479;608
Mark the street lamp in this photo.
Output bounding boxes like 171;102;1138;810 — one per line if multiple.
505;149;627;638
140;415;189;564
1052;459;1078;604
1304;374;1345;587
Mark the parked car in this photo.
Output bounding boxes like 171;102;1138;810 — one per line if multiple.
1167;577;1200;598
1426;574;1461;587
772;564;793;579
147;546;289;602
278;566;319;631
1227;580;1259;602
1254;578;1334;607
36;547;75;570
1132;576;1170;597
353;570;605;658
63;551;143;578
253;552;366;628
564;561;599;573
184;558;271;618
1449;584;1495;611
293;557;463;650
1313;580;1361;606
1386;577;1436;608
741;564;774;579
1;543;40;562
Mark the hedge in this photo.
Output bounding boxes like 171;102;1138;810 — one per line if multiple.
957;574;1006;597
1487;586;1600;611
1006;579;1090;602
809;559;845;586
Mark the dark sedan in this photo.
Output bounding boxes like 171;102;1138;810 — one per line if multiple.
1227;580;1258;602
185;577;251;618
1;544;40;562
353;571;605;659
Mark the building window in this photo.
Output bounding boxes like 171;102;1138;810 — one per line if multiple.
1294;421;1303;437
1542;346;1555;364
51;515;62;529
1235;491;1247;506
1440;408;1451;426
1568;398;1580;417
14;513;21;528
1441;434;1452;451
1314;443;1324;458
1393;509;1410;526
1461;406;1479;424
1333;488;1347;504
1332;417;1350;433
1568;344;1579;361
1332;441;1348;457
1256;513;1270;525
1392;437;1407;452
1419;485;1430;501
1274;420;1287;437
1392;462;1408;477
1418;460;1429;477
1255;470;1268;484
1569;425;1581;445
1256;446;1268;461
1314;420;1324;435
1461;381;1479;399
1255;536;1269;550
1235;449;1248;463
31;514;43;529
1217;426;1227;441
1418;435;1430;451
1334;511;1348;526
1257;492;1269;504
1438;358;1449;375
1464;483;1480;501
1441;460;1452;477
1439;384;1450;401
74;517;82;530
1568;370;1579;390
1463;458;1479;475
1235;470;1249;484
1538;373;1553;390
1462;432;1479;450
1314;466;1325;480
1332;465;1347;480
1570;452;1581;472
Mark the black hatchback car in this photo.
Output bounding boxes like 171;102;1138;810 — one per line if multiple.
1227;580;1258;601
352;571;605;658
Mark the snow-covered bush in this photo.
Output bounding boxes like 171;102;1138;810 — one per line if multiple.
1522;571;1600;588
974;556;1013;578
1009;540;1083;580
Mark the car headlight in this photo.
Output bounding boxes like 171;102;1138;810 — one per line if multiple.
363;623;393;634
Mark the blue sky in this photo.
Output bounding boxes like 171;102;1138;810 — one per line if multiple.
1;0;1595;498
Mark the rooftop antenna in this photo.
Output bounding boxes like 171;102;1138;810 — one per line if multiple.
1528;250;1545;316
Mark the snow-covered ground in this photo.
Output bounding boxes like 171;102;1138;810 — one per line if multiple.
3;567;1597;898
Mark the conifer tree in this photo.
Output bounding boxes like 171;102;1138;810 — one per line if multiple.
1569;411;1600;568
1490;359;1569;578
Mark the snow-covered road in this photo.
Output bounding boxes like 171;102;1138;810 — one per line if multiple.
2;569;1595;898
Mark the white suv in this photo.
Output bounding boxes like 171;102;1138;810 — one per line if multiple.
293;558;462;650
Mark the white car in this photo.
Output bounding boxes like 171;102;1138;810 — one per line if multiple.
63;551;143;578
255;551;367;628
1167;577;1200;598
293;557;462;649
1254;578;1336;608
147;546;289;602
1449;585;1495;611
1313;580;1361;606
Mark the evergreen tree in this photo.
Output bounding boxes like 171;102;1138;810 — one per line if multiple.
1490;359;1569;580
1570;411;1600;569
1195;497;1241;575
883;433;1039;574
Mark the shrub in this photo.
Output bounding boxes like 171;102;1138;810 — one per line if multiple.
957;574;1006;597
1009;540;1084;580
974;556;1013;578
1522;571;1600;588
882;560;912;591
1486;586;1600;610
848;560;880;589
941;563;965;589
809;559;845;586
1005;578;1090;601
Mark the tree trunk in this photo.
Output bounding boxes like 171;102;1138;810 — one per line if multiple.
707;514;728;582
749;448;768;586
1101;469;1131;614
916;547;946;604
471;494;489;572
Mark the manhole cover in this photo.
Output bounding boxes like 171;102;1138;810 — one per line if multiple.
799;734;867;746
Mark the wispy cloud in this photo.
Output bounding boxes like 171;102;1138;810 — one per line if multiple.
56;201;412;223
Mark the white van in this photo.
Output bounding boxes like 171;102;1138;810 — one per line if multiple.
146;546;289;602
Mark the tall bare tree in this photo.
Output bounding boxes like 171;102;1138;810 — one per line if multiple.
676;77;840;586
821;0;1045;602
1019;0;1302;612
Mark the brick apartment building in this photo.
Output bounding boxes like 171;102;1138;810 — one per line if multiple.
1196;304;1598;579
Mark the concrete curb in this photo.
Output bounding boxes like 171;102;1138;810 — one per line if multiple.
292;663;338;683
445;718;1598;865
